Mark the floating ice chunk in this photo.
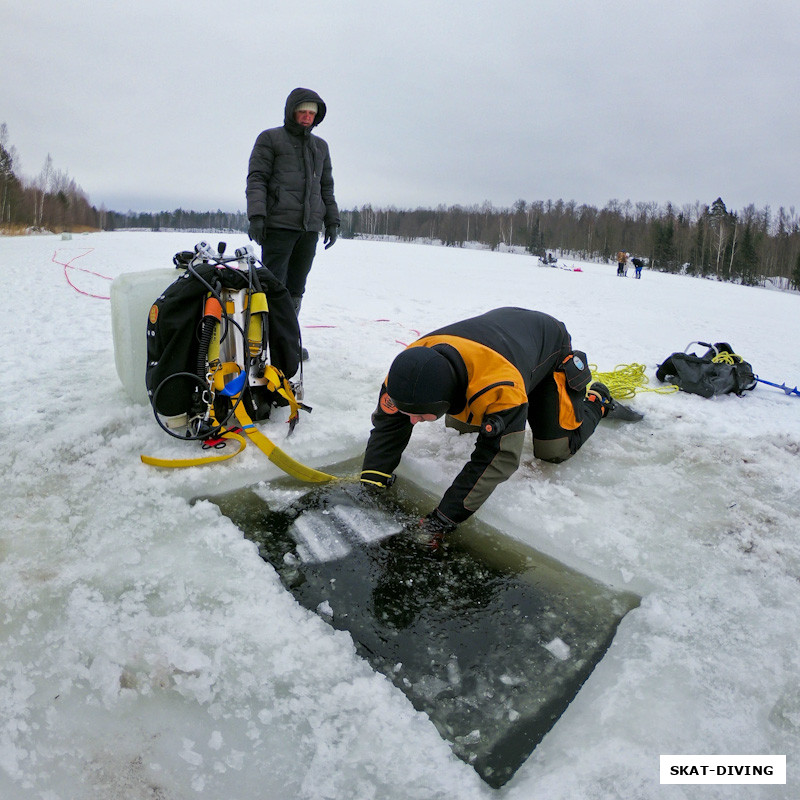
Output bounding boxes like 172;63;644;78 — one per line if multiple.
457;729;482;745
414;674;450;701
330;504;403;543
179;738;203;766
290;511;351;562
544;637;571;661
447;656;462;686
316;600;333;619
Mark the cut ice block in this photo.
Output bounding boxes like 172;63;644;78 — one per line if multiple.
110;268;180;404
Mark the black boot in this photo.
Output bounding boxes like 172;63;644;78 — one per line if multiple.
587;382;644;422
292;295;308;361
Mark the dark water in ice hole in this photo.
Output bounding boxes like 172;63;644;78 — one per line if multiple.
203;466;639;789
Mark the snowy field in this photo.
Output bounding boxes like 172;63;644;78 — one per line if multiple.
2;231;799;799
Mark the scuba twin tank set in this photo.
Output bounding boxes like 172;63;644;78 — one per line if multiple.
112;239;334;479
142;240;307;441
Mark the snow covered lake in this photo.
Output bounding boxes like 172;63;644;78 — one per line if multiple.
2;231;798;799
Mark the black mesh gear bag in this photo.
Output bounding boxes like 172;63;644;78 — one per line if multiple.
656;341;756;398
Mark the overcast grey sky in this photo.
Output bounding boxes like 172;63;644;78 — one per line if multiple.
3;1;798;215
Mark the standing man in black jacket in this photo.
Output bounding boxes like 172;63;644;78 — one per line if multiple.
246;88;340;347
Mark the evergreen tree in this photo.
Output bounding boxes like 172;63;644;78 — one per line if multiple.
652;218;677;272
0;123;20;224
733;224;759;285
792;251;800;291
526;216;545;257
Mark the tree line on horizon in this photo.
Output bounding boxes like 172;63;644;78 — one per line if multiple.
338;197;800;289
3;123;798;289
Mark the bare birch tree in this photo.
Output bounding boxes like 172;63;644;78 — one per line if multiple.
35;154;54;227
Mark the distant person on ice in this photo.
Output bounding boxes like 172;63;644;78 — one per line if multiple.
246;87;340;356
616;251;629;276
359;307;643;548
632;257;645;278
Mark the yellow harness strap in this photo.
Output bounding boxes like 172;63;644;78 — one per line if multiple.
141;429;247;468
259;364;308;430
232;402;336;483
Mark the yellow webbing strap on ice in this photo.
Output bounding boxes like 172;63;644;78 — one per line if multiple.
259;364;305;429
141;429;247;468
232;402;336;483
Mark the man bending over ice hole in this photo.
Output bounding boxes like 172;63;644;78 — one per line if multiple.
359;307;642;549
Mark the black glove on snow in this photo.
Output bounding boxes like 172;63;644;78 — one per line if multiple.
324;224;338;249
248;216;265;245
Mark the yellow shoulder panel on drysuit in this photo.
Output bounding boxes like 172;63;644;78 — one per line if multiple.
410;335;530;424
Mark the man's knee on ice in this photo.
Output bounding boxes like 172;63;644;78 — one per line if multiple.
533;436;573;463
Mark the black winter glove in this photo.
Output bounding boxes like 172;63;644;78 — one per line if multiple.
248;216;265;245
419;508;457;552
324;224;338;250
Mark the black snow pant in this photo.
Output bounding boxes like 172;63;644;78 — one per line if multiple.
260;229;319;309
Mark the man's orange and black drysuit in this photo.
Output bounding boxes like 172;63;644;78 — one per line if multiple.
361;307;605;526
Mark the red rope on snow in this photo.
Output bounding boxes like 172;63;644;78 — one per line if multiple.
52;248;112;299
48;249;426;345
302;318;420;347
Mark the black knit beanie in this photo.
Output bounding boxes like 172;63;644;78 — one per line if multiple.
386;346;457;417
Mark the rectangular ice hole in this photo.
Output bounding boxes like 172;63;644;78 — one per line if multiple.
203;472;640;789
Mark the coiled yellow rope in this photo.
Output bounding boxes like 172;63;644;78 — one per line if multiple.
589;362;679;399
711;351;745;365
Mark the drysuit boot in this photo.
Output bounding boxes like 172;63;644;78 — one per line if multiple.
587;382;644;422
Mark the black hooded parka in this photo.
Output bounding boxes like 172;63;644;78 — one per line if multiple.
246;88;339;233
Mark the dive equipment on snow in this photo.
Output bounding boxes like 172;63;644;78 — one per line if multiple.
140;240;335;482
231;400;335;482
656;342;756;398
145;240;303;438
